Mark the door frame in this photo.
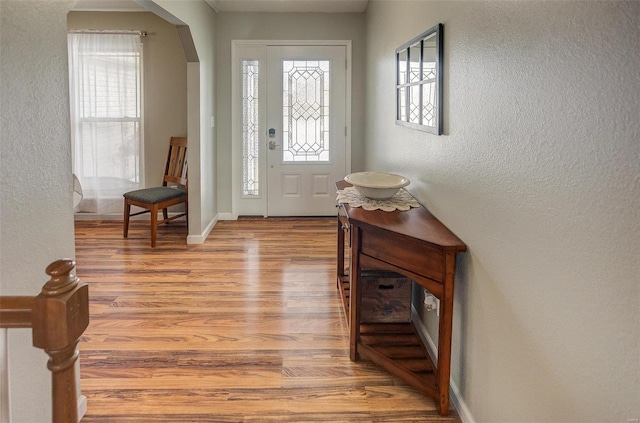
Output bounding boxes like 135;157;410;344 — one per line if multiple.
230;40;352;219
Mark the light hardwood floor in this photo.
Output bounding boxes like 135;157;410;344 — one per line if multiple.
75;218;461;422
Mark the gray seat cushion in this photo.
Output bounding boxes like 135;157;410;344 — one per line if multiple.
124;186;186;204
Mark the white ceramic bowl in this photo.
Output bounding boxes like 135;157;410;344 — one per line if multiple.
344;172;410;200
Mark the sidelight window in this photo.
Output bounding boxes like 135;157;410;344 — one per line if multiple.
242;60;260;197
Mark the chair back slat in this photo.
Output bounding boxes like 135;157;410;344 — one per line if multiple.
163;137;188;187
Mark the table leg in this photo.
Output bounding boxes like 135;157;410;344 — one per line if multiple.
436;252;457;414
349;225;362;361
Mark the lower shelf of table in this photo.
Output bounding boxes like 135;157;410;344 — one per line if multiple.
357;322;439;400
337;275;441;403
337;274;350;325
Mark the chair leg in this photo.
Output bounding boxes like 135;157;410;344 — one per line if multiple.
123;200;131;238
163;207;169;223
185;201;189;229
150;204;158;248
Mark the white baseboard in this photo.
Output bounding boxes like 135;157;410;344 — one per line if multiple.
186;214;218;244
411;306;476;423
217;212;236;221
1;330;8;423
77;394;87;422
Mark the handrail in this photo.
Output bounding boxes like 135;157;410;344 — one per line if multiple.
0;259;89;423
0;296;33;328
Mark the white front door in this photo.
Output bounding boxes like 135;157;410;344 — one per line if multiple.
266;46;346;216
232;43;349;218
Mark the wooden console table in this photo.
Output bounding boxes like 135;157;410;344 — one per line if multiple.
336;180;466;415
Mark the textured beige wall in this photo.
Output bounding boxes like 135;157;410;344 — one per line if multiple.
1;1;77;421
67;11;188;192
214;12;366;214
365;1;640;422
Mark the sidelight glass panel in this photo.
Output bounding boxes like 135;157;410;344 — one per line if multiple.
242;60;260;196
282;60;330;162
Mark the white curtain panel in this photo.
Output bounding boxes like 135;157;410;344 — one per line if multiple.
68;32;142;215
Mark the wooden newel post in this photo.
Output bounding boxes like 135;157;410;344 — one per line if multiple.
32;259;89;423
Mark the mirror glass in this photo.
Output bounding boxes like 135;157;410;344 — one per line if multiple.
397;49;407;85
395;24;443;135
409;43;421;83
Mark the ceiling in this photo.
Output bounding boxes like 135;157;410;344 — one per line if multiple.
206;0;368;13
72;0;147;12
72;0;369;13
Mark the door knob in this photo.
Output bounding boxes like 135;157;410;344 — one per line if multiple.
268;140;280;150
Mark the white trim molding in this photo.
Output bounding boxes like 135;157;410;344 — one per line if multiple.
77;394;87;422
411;306;476;423
187;214;218;244
217;212;236;221
1;329;9;423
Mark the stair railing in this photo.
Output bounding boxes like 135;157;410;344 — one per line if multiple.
0;259;89;423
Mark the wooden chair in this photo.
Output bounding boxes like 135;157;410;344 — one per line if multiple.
123;137;188;247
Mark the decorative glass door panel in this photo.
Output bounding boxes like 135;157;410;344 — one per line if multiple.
282;60;330;162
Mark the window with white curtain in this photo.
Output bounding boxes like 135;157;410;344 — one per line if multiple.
68;32;143;215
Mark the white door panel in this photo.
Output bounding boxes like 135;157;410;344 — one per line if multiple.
266;45;346;216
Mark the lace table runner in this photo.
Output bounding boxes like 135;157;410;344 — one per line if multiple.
336;186;420;212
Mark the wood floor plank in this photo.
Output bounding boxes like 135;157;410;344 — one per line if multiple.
75;219;460;422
